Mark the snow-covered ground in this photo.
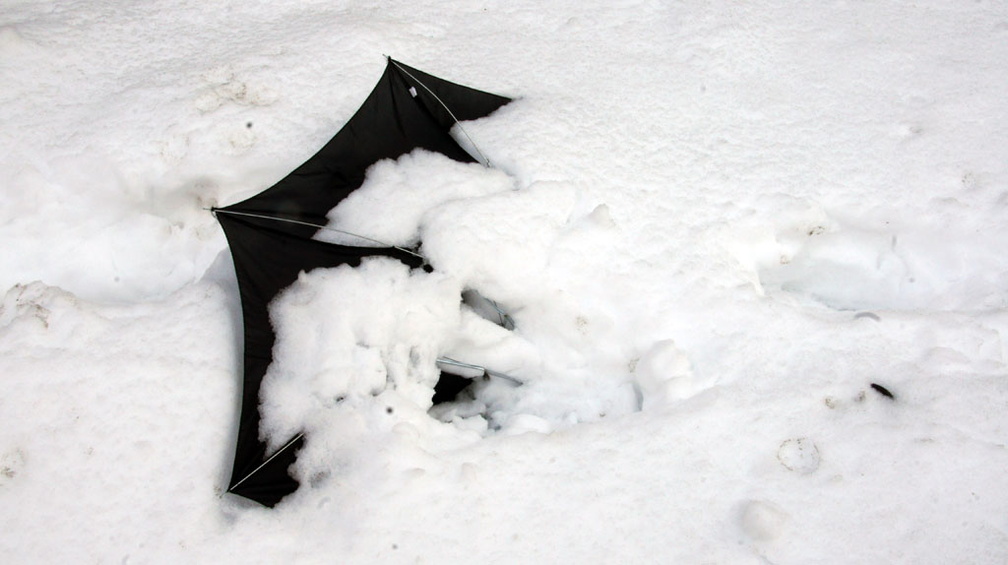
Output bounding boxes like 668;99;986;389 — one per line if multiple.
2;1;1007;563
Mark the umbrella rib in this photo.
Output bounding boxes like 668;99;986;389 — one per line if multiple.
388;58;495;168
228;432;305;493
436;357;522;385
211;208;425;260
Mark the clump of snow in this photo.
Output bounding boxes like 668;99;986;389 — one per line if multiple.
260;258;463;448
317;150;516;247
267;156;644;471
632;339;696;410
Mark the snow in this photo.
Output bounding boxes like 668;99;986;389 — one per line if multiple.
2;1;1007;563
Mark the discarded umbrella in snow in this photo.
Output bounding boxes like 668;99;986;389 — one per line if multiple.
213;58;514;507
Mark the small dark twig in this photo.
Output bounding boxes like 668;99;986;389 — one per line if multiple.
870;383;895;400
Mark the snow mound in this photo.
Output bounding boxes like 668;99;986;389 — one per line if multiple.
724;197;1008;312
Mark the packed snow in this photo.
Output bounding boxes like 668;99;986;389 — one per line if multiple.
2;1;1007;563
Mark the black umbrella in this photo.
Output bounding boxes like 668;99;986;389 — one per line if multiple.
213;58;512;506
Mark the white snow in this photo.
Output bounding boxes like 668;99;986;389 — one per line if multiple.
2;1;1008;563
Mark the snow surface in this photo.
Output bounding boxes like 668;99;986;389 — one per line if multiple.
2;1;1008;563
